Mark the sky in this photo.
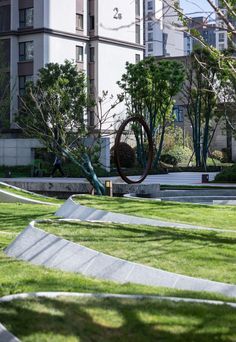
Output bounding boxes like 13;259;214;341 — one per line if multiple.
180;0;214;17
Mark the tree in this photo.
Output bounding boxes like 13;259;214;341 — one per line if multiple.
17;61;121;195
181;47;222;167
118;57;185;168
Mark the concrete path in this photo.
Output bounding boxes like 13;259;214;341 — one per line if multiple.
0;172;224;186
4;223;236;298
0;323;20;342
56;197;236;233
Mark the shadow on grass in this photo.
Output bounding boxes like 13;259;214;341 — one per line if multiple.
0;297;236;342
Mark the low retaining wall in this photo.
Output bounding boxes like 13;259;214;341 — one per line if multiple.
4;223;236;298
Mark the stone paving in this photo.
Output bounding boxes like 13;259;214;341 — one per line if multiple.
0;172;221;186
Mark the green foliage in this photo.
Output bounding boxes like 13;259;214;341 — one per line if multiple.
161;146;192;166
160;153;178;166
215;164;236;183
111;142;135;168
17;61;105;195
118;57;185;166
210;150;224;162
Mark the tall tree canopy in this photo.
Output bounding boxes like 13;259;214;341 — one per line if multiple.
18;61;106;194
118;56;185;167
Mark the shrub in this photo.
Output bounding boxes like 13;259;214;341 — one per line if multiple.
210;150;224;162
160;154;178;166
111;142;135;168
215;164;236;182
162;146;192;165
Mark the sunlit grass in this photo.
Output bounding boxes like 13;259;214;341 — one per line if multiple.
39;220;236;284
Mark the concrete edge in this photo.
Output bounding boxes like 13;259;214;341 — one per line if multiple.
0;187;57;206
55;196;236;233
1;291;236;308
4;222;236;298
0;323;21;342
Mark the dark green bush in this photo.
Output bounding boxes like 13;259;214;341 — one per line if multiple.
160;154;178;166
214;164;236;183
111;142;135;168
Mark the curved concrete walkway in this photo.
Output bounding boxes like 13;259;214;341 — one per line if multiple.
55;197;236;233
0;182;56;205
4;222;236;298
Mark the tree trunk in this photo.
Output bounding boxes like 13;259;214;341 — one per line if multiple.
153;122;166;168
62;148;105;196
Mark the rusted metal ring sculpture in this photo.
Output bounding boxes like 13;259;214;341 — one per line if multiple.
114;116;153;184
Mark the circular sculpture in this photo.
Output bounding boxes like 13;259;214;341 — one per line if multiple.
114;116;153;184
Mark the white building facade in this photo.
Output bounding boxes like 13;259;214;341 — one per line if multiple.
144;0;184;57
0;0;144;166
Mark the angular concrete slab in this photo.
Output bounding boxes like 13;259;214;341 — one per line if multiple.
0;182;55;205
4;223;236;298
55;197;233;233
0;323;20;342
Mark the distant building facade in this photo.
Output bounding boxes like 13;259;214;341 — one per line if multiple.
0;0;144;166
144;0;184;57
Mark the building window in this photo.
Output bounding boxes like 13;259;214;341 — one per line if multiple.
135;0;140;17
89;47;95;62
76;46;84;62
19;75;33;96
148;32;153;41
135;54;140;64
89;110;95;126
219;32;225;42
219;43;225;50
0;5;10;32
90;79;95;94
147;21;153;31
19;41;34;61
173;106;183;122
148;1;153;10
135;24;140;44
90;15;95;30
76;13;83;30
19;8;33;28
148;43;153;52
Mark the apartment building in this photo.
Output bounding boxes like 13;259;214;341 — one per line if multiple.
184;17;216;55
144;0;184;57
0;0;144;166
216;0;236;50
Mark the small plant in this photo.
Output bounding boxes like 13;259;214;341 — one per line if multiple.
210;150;224;162
111;142;135;168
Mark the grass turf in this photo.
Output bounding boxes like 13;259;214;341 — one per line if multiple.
74;195;236;230
39;220;236;284
1;297;236;342
1;202;236;341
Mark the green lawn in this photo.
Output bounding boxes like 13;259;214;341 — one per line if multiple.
0;183;62;204
0;202;229;301
75;195;236;230
1;202;236;341
1;297;236;342
39;220;236;284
